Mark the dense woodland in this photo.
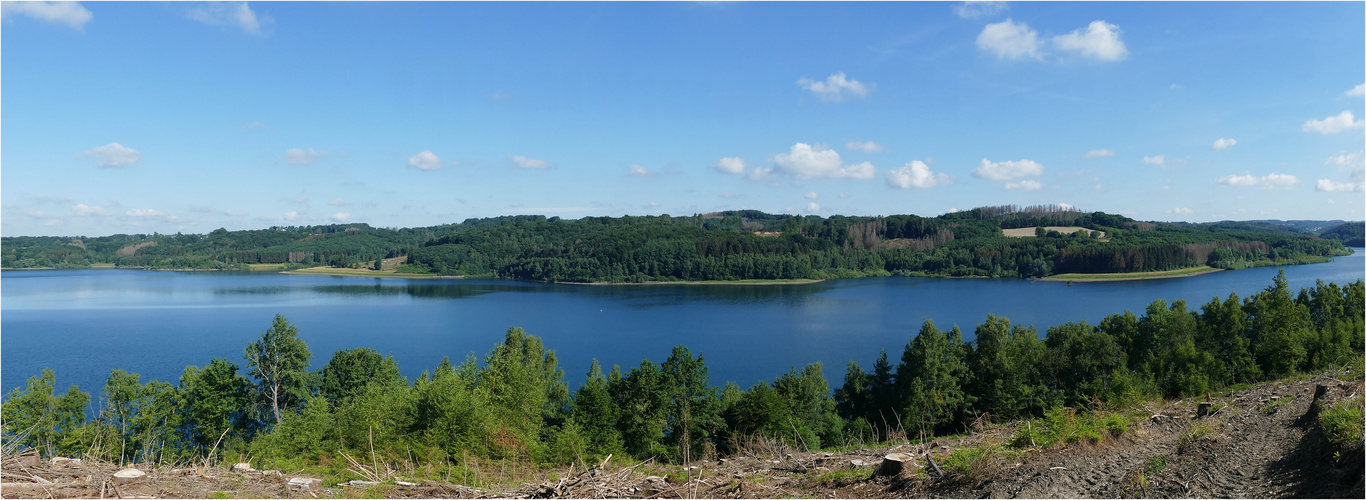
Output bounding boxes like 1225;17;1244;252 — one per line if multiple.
2;206;1358;280
3;273;1362;477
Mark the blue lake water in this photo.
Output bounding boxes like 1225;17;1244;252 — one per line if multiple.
3;250;1362;396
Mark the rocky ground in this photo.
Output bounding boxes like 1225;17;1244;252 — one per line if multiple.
1;375;1360;499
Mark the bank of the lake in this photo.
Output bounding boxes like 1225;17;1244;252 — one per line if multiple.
1040;266;1223;282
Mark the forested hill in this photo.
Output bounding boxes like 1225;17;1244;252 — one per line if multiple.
1;205;1355;281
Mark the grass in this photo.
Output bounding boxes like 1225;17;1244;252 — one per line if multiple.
246;263;288;271
939;443;1022;482
1043;265;1219;282
1261;396;1296;414
1177;420;1218;454
812;467;871;487
207;491;232;499
1318;395;1364;451
1145;455;1168;475
287;266;439;278
1010;407;1132;449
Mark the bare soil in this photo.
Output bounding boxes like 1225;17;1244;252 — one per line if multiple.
2;377;1359;499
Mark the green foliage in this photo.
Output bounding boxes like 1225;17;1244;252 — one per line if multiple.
318;348;403;404
244;314;313;424
1010;407;1130;449
479;327;569;456
0;369;91;457
570;360;623;460
250;395;338;471
661;346;721;463
1318;396;1364;451
897;320;972;435
813;467;871;487
179;358;251;452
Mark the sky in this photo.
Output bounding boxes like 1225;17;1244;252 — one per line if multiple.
2;1;1364;237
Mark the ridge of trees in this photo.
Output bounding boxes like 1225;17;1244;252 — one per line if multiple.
3;273;1361;472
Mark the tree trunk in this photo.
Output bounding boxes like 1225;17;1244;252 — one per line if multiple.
875;452;915;476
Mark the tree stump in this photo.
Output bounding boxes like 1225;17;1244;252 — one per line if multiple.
875;453;915;477
1197;402;1213;417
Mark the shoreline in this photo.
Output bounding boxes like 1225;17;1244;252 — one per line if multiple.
1038;266;1224;282
557;279;826;286
281;267;461;280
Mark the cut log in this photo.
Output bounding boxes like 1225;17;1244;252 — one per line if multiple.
230;462;256;473
874;453;915;477
288;477;321;490
112;468;146;482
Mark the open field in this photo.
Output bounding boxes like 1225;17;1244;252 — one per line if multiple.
564;278;825;286
1042;265;1222;282
246;263;289;271
1002;226;1107;239
283;266;445;279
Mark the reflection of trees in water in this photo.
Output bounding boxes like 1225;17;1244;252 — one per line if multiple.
216;278;842;305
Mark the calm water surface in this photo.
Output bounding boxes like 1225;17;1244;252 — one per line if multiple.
3;249;1362;395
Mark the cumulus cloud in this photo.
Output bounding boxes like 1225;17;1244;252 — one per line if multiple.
1347;84;1365;97
1211;138;1237;151
1004;180;1043;191
1142;155;1165;166
1326;151;1364;168
1052;20;1127;61
886;161;953;189
772;143;876;180
509;155;549;169
1215;172;1300;189
977;19;1042;60
283;211;300;221
1316;179;1363;192
124;208;166;217
71;203;108;216
80;142;142;167
804;191;819;199
715;157;747;174
1302;111;1364;134
628;164;658;177
282;147;329;165
797;72;873;102
186;1;269;35
1084;149;1115;159
407;151;442;170
1167;207;1193;215
972;158;1043;180
330;212;351;222
955;1;1007;19
805;202;821;213
845;140;886;153
1;1;92;30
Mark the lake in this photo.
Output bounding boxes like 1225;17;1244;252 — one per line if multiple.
3;249;1363;397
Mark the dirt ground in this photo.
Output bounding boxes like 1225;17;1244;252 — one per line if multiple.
1;376;1360;499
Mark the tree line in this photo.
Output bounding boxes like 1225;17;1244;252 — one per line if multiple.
3;273;1362;475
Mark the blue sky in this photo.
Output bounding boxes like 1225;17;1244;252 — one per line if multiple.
3;1;1363;237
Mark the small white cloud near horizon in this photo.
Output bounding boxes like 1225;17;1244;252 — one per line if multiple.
804;191;819;199
1215;172;1301;189
715;157;747;174
330;212;351;222
1302;111;1364;134
186;1;269;35
1084;149;1115;159
628;164;658;177
772;143;876;180
407;151;442;170
797;72;873;102
1142;155;1165;166
2;1;92;30
124;208;166;217
509;155;549;169
282;147;329;165
977;19;1042;60
1004;180;1043;191
845;140;886;153
886;161;954;189
1167;207;1193;215
71;204;108;217
80;142;142;167
955;1;1007;19
973;158;1043;180
1211;138;1237;151
283;211;300;221
1316;179;1363;192
1347;84;1365;97
805;202;821;213
1053;20;1128;61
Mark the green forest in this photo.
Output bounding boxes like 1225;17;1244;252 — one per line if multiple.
3;272;1362;482
2;205;1358;281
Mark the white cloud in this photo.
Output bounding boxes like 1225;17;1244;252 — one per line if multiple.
805;202;821;213
797;72;873;102
80;142;142;167
330;212;351;222
1052;20;1127;61
1316;179;1363;192
972;158;1043;180
977;19;1042;60
886;160;953;189
715;157;747;174
1142;155;1165;166
1326;151;1364;169
1167;207;1193;215
407;151;442;170
71;203;108;216
1302;111;1364;134
1215;172;1301;189
186;1;269;35
772;143;876;180
955;1;1007;19
283;211;300;221
1004;180;1043;191
24;209;44;218
124;208;166;217
328;198;346;206
1211;138;1237;151
804;191;819;199
509;155;549;169
628;164;658;177
1084;149;1115;159
282;147;329;165
845;140;885;153
1347;83;1365;97
1;1;92;30
747;166;774;181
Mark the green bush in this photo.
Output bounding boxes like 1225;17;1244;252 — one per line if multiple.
1319;396;1364;451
